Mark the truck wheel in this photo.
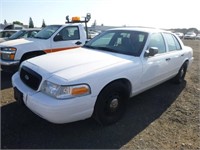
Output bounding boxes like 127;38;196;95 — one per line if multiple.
20;54;36;64
173;62;188;84
1;65;19;73
20;51;45;64
93;82;129;125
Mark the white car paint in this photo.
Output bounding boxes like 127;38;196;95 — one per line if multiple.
12;28;193;124
0;24;87;67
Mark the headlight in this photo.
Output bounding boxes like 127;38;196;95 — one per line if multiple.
41;80;91;99
0;47;17;60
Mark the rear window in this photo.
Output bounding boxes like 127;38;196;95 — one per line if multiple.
163;33;182;51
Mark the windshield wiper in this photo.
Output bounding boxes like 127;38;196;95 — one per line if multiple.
83;45;97;49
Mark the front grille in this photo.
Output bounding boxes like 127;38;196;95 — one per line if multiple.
20;66;42;90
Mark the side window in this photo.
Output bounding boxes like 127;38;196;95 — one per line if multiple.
55;26;80;41
29;31;38;38
23;32;28;38
164;33;181;51
148;33;166;53
172;35;182;50
67;26;80;40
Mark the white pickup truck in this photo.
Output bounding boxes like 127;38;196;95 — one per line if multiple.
0;14;91;71
12;27;193;125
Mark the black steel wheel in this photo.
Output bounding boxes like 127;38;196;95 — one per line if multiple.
93;82;129;125
173;62;188;84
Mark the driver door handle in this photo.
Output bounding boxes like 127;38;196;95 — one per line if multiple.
75;41;82;45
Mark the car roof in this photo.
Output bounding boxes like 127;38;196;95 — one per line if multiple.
47;24;84;27
108;27;170;34
0;29;19;32
21;28;41;31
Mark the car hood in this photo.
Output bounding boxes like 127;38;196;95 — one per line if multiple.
26;48;133;80
0;38;47;48
0;38;7;43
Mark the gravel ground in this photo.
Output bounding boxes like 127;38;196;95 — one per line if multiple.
1;40;199;149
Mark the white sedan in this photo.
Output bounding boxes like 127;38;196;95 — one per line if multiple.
196;34;200;40
12;27;193;125
184;32;196;40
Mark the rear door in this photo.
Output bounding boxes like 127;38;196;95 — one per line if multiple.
162;32;185;76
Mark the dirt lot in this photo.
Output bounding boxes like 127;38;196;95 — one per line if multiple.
1;40;199;149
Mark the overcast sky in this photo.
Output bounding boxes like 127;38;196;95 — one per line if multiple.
0;0;199;29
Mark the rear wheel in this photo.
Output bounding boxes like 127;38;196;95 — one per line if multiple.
173;62;188;84
93;82;129;125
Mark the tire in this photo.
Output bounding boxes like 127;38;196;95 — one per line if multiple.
1;65;19;73
93;82;129;125
20;54;36;64
20;51;45;65
173;62;188;84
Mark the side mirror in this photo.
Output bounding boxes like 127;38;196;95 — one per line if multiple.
85;40;90;44
144;47;159;57
54;35;63;41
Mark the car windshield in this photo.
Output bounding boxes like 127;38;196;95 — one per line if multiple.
9;30;40;39
187;32;194;35
84;30;148;56
0;31;17;38
8;30;26;39
34;25;61;39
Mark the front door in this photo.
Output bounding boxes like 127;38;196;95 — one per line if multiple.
141;33;171;89
51;26;82;52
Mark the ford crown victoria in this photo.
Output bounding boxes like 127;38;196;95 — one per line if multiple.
12;28;193;125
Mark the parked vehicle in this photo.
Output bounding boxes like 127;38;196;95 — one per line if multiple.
0;28;41;43
0;29;18;38
195;34;200;40
174;32;184;39
88;30;99;39
12;27;193;125
0;13;91;72
184;32;196;40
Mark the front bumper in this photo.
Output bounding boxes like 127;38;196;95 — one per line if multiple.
184;36;195;39
12;72;96;124
188;57;194;68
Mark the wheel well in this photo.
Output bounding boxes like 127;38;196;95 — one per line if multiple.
185;60;189;65
20;51;46;63
183;60;189;68
100;79;132;97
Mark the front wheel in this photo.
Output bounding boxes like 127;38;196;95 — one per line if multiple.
93;82;129;125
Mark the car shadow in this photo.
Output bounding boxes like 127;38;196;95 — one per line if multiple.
1;80;186;149
0;70;15;90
